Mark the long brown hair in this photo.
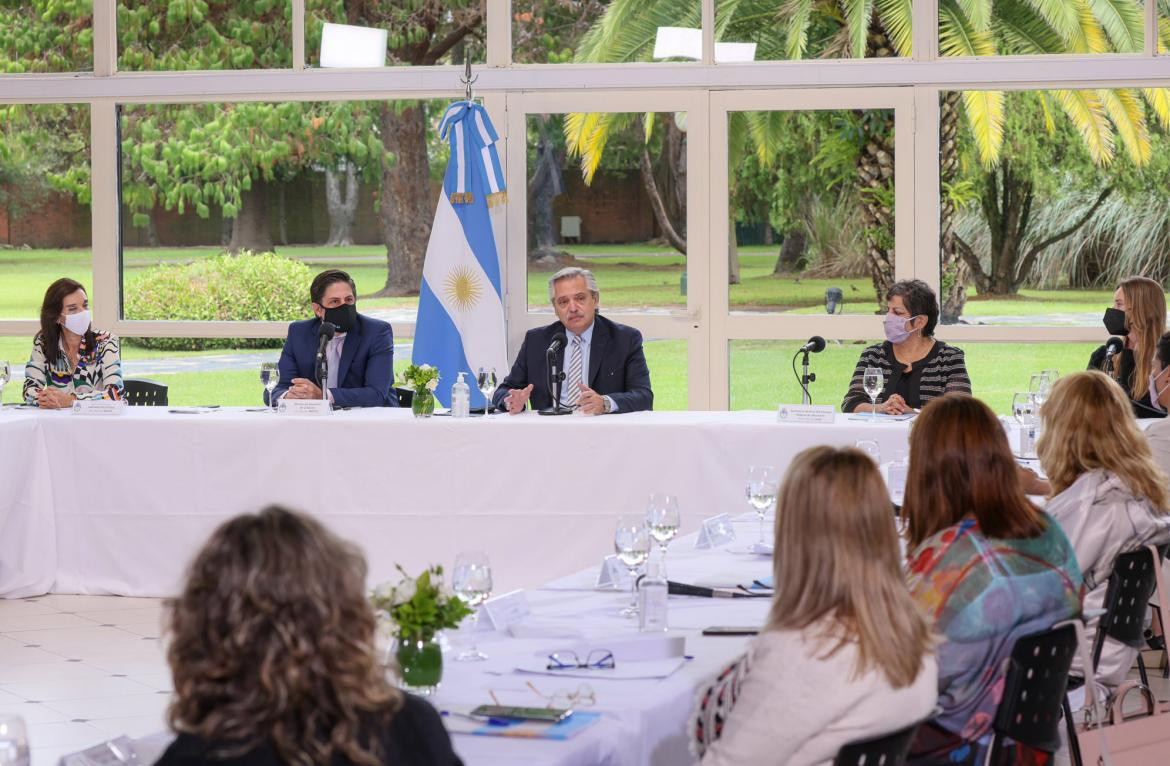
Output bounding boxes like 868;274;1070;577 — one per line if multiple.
166;507;401;766
767;446;933;688
1038;370;1170;510
38;277;95;366
1117;276;1167;398
904;394;1047;549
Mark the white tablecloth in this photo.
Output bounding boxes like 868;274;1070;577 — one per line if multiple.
0;407;912;598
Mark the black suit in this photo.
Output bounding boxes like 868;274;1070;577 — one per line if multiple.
492;314;653;413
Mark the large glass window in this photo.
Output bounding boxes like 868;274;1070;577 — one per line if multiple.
0;2;92;73
513;1;702;64
938;0;1145;56
118;1;293;70
937;88;1170;328
717;0;910;61
306;2;484;68
644;338;687;410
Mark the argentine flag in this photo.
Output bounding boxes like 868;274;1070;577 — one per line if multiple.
413;101;508;408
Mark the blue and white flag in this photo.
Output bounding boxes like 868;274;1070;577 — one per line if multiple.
413;101;508;408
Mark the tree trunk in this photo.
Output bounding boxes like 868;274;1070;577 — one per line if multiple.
528;115;566;261
855;112;896;309
325;160;359;248
145;210;160;247
773;227;806;275
227;177;274;254
663;114;687;240
729;218;741;285
275;182;289;246
939;91;969;324
639;146;687;254
763;221;774;246
376;103;433;297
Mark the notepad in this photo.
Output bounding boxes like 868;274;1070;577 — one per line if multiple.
444;711;602;740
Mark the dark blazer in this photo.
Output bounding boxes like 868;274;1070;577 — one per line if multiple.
155;694;463;766
492;314;653;413
269;313;398;408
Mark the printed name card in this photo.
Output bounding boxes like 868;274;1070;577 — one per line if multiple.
595;554;635;590
694;513;737;549
886;462;908;504
776;404;835;424
72;399;127;416
277;398;332;416
479;589;531;632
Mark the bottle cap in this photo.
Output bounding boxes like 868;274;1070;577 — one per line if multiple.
457;372;465;382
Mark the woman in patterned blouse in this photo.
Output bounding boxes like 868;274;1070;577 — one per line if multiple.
842;280;971;414
23;278;123;408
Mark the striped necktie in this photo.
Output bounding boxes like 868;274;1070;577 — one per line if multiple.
563;335;584;407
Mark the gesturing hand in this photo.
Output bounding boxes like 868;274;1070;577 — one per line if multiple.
575;384;606;415
506;384;534;415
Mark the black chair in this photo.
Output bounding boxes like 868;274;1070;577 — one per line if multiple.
988;622;1078;766
123;378;168;406
834;721;921;766
394;387;413;407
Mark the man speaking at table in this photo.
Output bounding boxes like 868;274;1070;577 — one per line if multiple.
493;267;652;415
269;269;398;407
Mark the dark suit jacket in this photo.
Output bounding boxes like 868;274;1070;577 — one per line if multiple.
269;313;398;408
492;314;653;413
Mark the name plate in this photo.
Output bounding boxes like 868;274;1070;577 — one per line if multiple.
595;554;635;590
479;589;530;632
72;399;126;416
694;513;737;549
885;462;908;504
777;404;835;424
277;398;332;416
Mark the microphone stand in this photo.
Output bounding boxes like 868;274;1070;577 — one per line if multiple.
539;345;573;416
800;349;816;405
316;330;333;403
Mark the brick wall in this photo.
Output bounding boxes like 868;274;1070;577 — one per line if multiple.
553;172;655;244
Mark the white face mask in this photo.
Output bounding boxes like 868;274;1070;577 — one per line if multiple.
62;309;91;336
1150;367;1170;412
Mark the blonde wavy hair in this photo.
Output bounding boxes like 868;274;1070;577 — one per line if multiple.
1038;371;1170;510
166;506;401;766
767;446;934;689
1115;277;1167;399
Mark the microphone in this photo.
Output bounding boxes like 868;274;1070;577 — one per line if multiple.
799;335;826;354
1102;336;1124;371
318;321;337;340
547;331;567;356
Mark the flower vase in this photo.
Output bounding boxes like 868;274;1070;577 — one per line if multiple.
395;635;442;695
412;388;435;418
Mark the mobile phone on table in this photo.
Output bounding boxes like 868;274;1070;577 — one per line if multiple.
469;705;572;723
701;626;760;636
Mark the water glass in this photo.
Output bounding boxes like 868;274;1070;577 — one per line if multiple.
745;465;780;545
1028;373;1052;408
452;550;492;661
260;362;279;409
0;714;29;766
863;366;884;419
0;360;10;410
645;494;680;573
1013;392;1038;458
854;439;881;464
476;367;498;414
614;514;650;618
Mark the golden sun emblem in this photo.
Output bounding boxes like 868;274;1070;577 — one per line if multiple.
443;265;482;312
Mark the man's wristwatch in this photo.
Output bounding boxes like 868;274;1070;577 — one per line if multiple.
602;397;614;414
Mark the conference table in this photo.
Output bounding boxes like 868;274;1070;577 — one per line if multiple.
0;406;915;599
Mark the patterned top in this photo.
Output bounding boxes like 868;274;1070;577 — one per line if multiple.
23;330;124;404
841;341;971;412
906;514;1082;763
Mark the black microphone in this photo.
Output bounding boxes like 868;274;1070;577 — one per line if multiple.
799;335;826;354
1102;336;1124;370
547;331;567;356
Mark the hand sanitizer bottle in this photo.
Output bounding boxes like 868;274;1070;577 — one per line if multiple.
638;559;669;632
451;372;470;418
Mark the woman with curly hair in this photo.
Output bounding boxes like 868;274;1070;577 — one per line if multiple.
156;506;462;766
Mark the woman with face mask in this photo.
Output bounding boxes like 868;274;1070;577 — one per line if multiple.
23;278;124;408
1144;332;1170;474
1088;276;1166;415
841;280;971;414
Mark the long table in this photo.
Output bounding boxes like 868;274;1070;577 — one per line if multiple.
0;407;913;598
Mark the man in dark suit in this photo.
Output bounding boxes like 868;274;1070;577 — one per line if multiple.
269;269;398;408
492;267;652;415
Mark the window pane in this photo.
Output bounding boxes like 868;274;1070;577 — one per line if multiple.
118;1;292;70
307;2;484;68
527;112;688;313
117;99;457;326
0;3;93;72
729;109;894;316
0;104;92;318
644;338;687;410
512;1;701;64
938;0;1143;57
938;88;1170;328
1160;0;1169;55
717;0;911;61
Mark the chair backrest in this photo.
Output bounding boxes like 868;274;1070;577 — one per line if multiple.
1093;547;1160;665
833;721;921;766
123;378;169;406
992;622;1078;756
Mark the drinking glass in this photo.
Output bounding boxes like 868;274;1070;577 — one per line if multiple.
1041;368;1059;382
260;362;279;409
745;465;780;545
477;367;497;415
452;550;493;661
614;514;650;618
863;367;884;420
854;439;881;464
1028;373;1052;409
1013;392;1037;457
0;714;29;766
645;494;681;575
0;361;10;411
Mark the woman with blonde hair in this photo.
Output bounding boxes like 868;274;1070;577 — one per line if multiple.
1088;276;1167;413
903;395;1081;765
1038;370;1170;692
156;506;462;766
695;446;938;766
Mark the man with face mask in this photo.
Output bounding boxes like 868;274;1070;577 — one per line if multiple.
269;269;398;408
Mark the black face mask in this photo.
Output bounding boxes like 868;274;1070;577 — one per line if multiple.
1103;307;1127;336
323;303;357;333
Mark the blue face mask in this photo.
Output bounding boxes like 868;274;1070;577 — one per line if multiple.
883;313;920;345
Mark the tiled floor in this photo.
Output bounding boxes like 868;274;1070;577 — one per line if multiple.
0;595;171;766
